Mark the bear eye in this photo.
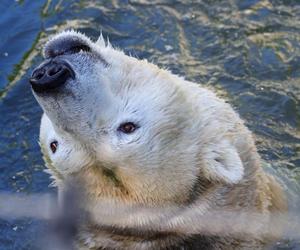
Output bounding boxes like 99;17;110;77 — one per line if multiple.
118;122;138;134
50;140;58;153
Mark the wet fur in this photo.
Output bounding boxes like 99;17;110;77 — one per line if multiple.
35;31;287;249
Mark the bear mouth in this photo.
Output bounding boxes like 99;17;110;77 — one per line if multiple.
88;223;179;243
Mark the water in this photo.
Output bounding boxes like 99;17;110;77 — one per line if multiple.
0;0;299;249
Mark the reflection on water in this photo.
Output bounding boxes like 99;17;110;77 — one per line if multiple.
0;0;299;249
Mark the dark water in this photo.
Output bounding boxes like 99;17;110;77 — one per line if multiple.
0;0;299;249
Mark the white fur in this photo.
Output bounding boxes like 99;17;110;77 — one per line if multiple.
37;30;247;190
33;30;273;249
40;115;92;176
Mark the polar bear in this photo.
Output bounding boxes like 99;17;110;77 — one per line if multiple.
29;30;287;249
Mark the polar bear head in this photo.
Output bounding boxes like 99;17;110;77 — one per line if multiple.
31;31;246;205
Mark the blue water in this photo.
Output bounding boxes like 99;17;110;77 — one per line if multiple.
0;0;299;249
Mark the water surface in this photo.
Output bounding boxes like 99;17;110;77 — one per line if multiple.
0;0;299;249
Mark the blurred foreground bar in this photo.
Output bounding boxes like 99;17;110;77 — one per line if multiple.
0;191;299;249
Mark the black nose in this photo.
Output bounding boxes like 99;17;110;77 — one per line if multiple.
29;60;74;93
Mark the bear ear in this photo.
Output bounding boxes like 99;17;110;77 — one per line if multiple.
202;139;244;184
